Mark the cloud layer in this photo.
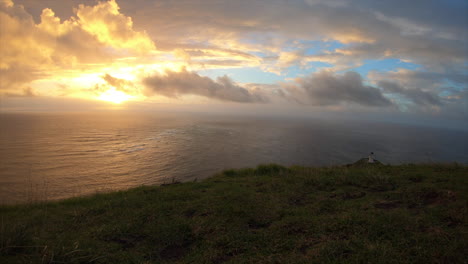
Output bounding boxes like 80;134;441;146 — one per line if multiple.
378;80;441;107
291;71;392;107
143;69;267;103
1;0;466;120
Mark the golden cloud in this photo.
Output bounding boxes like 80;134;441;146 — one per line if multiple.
0;0;156;94
76;0;155;54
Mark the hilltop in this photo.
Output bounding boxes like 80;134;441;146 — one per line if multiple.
1;163;467;263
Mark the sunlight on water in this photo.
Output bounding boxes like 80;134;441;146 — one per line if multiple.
0;112;467;204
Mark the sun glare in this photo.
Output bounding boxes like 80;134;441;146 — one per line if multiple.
98;88;132;104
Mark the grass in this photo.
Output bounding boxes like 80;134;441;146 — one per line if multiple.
1;163;467;263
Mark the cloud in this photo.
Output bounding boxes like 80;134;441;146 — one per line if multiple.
111;0;466;75
366;68;467;118
76;0;154;54
276;50;307;68
2;0;466;121
143;69;267;103
369;69;467;89
378;80;442;106
6;0;467;77
0;2;51;89
3;86;36;97
305;0;348;8
0;0;155;93
101;74;138;94
287;71;393;107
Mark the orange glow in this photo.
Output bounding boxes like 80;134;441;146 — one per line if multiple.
97;88;132;104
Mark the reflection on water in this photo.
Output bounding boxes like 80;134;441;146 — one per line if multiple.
1;112;467;204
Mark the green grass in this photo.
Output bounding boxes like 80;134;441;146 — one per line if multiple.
1;163;467;263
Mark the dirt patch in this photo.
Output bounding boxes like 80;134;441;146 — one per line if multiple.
199;211;212;217
160;242;191;260
409;176;424;183
289;195;308;206
342;191;366;200
420;190;439;204
425;226;449;238
419;190;456;205
369;184;396;192
184;208;197;218
374;200;402;209
248;219;272;229
108;235;145;249
298;238;326;255
445;216;463;227
212;248;245;264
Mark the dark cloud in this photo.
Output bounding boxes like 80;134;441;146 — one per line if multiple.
143;69;267;103
375;70;468;87
357;0;467;35
378;80;442;106
292;71;392;107
102;74;136;94
369;69;467;110
102;74;126;89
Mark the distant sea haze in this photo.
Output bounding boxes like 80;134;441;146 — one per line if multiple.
1;112;467;204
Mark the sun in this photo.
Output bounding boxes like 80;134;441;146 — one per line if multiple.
98;88;132;104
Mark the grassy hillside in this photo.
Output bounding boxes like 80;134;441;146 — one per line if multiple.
1;163;467;263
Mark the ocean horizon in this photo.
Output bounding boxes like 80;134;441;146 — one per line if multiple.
1;111;467;204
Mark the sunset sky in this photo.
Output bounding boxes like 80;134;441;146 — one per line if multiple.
0;0;467;125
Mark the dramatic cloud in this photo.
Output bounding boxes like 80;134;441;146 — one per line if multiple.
287;71;393;107
110;0;467;70
76;0;154;54
0;0;155;93
1;0;466;120
143;69;267;103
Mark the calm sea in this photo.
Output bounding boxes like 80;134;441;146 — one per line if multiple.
1;112;467;204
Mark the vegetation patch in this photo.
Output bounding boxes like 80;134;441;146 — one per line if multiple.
1;163;467;263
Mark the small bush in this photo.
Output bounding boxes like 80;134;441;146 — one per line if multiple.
223;169;238;177
254;164;289;176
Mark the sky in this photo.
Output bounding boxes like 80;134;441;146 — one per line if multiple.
0;0;467;127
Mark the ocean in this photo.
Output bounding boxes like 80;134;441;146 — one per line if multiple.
1;112;467;204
